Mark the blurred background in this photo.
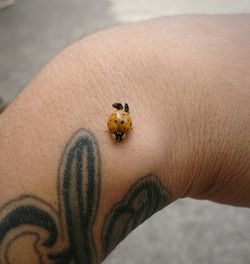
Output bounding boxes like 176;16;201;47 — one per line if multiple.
0;0;250;263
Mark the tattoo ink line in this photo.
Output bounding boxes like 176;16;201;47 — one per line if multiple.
0;128;170;264
102;174;169;258
0;129;101;264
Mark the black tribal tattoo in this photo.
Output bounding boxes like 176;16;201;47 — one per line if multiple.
102;175;169;257
0;129;100;264
0;129;169;264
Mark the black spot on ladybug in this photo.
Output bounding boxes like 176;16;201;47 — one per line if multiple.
121;120;124;124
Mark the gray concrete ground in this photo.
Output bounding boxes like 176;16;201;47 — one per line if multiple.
0;1;250;263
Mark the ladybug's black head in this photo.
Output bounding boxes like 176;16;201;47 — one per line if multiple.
114;132;124;142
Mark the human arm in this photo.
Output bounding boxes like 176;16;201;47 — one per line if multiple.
0;15;250;263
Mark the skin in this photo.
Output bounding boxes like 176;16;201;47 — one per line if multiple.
0;15;249;263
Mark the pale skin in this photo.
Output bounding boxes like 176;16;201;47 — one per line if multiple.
0;15;249;263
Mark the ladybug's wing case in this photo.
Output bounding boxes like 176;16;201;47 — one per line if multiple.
107;110;132;134
117;112;132;133
123;115;132;132
107;111;119;133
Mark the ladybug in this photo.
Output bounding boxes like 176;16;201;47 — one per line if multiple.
107;102;132;142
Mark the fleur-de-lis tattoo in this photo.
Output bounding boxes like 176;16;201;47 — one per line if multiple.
0;129;100;264
0;128;169;264
102;175;169;258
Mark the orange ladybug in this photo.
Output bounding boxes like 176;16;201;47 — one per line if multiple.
107;103;132;142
